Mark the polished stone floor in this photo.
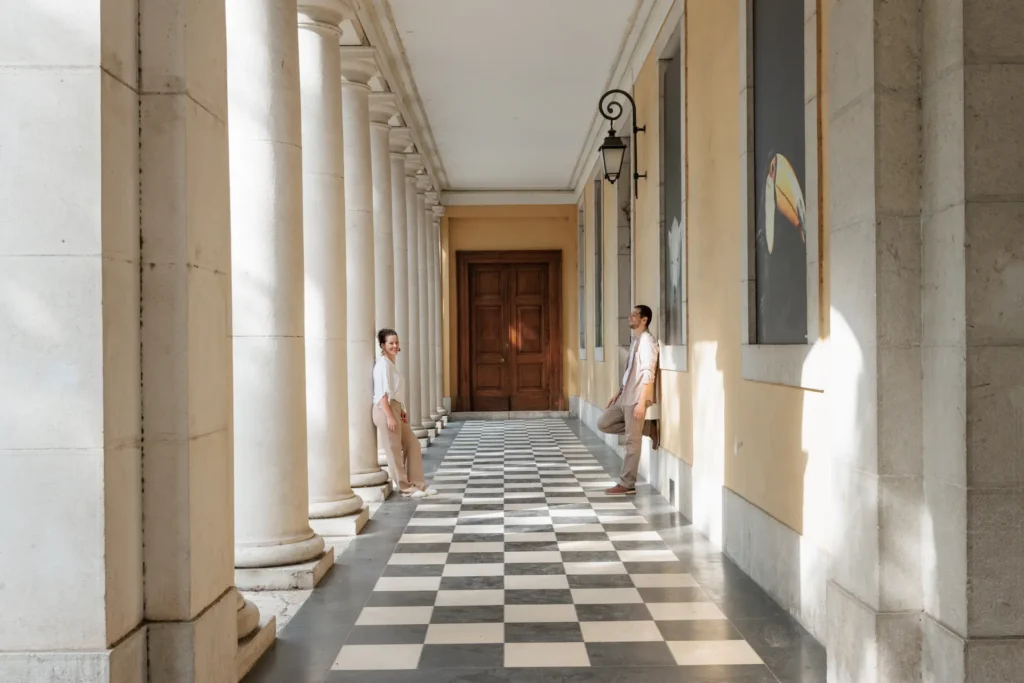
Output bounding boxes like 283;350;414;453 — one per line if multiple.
244;419;826;683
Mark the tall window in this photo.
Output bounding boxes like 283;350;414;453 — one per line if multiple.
593;175;604;352
752;0;806;344
577;201;586;356
660;41;684;346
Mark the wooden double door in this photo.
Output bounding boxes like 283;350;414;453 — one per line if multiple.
457;251;563;412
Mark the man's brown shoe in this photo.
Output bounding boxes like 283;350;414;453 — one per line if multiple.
605;484;636;495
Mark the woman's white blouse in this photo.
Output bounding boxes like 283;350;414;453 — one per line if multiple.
372;355;405;405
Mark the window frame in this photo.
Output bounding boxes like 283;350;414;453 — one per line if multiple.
738;0;824;390
657;19;688;373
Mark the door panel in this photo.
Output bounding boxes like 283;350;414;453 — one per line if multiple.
469;264;510;411
460;252;563;413
509;264;550;411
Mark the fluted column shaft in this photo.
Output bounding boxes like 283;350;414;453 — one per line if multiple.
298;7;364;521
416;188;434;432
340;51;390;489
424;197;441;425
432;212;446;417
227;0;325;568
404;171;427;438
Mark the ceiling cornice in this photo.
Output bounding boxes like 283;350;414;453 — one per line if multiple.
569;0;679;202
442;191;579;206
352;0;449;192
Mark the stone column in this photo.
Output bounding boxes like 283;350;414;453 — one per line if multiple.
369;93;398;470
0;3;148;679
415;179;437;436
404;156;429;443
340;47;391;500
917;1;1024;680
424;192;442;429
226;0;330;583
298;2;368;538
142;0;266;678
432;205;448;422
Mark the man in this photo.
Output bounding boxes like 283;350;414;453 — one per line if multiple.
597;305;659;495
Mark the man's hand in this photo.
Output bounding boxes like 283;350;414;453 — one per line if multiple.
633;402;646;421
605;392;620;409
401;411;408;423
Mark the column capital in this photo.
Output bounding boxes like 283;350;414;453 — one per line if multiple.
432;205;445;220
297;0;353;29
390;126;413;154
339;46;378;86
424;191;438;207
405;153;424;178
369;92;399;125
416;175;433;193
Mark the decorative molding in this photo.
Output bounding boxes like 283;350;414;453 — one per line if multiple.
571;0;678;201
441;191;578;206
352;0;448;191
368;91;399;124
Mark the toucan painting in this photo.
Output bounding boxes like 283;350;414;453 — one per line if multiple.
752;0;807;344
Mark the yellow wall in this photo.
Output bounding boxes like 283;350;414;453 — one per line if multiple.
442;204;578;405
575;0;830;535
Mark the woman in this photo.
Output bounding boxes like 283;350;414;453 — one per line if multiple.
373;328;436;498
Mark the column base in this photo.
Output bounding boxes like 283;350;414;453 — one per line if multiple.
236;616;276;682
355;482;393;504
0;628;146;683
377;448;389;467
434;419;444;432
235;547;335;591
826;580;921;683
150;590;236;683
351;468;389;488
427;427;437;439
309;493;364;520
235;532;326;569
921;613;1024;683
429;411;441;423
310;506;369;536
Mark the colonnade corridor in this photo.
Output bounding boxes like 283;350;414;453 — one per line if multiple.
243;418;825;682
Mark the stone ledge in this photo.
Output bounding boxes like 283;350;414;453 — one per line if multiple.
355;482;393;504
236;617;276;682
310;507;369;537
0;627;146;683
235;547;335;591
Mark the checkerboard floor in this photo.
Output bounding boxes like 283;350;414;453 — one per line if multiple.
331;419;766;671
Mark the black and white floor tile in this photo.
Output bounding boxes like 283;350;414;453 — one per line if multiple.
333;420;766;673
243;419;825;683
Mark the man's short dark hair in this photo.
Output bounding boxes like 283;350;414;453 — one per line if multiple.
635;305;652;328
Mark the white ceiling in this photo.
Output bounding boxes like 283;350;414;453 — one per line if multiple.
387;0;644;192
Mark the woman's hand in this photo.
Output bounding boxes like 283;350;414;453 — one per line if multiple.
387;415;398;432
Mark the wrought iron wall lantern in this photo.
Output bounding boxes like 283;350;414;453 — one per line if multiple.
597;89;646;198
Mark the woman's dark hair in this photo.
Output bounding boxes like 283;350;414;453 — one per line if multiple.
377;328;398;349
